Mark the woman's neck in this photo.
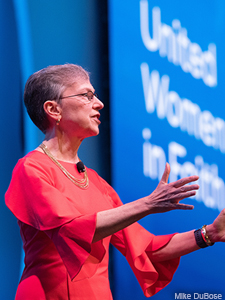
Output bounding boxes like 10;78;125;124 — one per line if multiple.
40;133;82;164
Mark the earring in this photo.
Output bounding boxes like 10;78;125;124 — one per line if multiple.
56;118;61;126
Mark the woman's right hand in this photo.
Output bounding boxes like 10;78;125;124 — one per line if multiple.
93;163;199;242
145;163;199;214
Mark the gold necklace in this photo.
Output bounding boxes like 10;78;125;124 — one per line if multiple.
39;143;89;189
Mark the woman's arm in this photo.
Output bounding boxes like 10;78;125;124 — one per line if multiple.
149;230;199;262
148;209;225;262
93;162;225;260
93;163;199;243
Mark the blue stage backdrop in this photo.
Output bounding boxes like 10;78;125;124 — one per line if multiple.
108;1;225;299
0;1;24;299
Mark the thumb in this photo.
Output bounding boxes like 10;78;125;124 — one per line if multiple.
160;163;170;184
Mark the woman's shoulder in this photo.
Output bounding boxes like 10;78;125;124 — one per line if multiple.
24;149;49;161
86;167;123;207
12;150;55;179
85;167;109;187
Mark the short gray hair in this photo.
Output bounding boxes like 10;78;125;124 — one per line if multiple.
24;63;90;133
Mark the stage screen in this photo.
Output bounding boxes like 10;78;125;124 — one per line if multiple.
108;1;225;299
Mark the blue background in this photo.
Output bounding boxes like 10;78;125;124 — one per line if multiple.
109;0;225;299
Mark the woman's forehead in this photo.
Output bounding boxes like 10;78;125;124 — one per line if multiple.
65;80;94;92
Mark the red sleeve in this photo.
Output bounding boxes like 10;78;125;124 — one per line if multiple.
111;222;180;298
5;156;91;230
98;175;180;296
45;216;106;280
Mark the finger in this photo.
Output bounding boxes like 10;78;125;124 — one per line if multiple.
160;202;194;212
172;175;199;188
160;163;170;184
172;203;194;210
176;184;200;193
171;190;198;202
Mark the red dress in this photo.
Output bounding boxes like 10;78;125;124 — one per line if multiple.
5;151;180;299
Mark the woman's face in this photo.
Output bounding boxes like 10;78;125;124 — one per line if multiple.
58;79;104;139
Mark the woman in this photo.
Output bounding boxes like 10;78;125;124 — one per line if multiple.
5;64;225;300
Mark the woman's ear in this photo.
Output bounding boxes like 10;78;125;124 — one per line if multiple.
43;100;62;122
